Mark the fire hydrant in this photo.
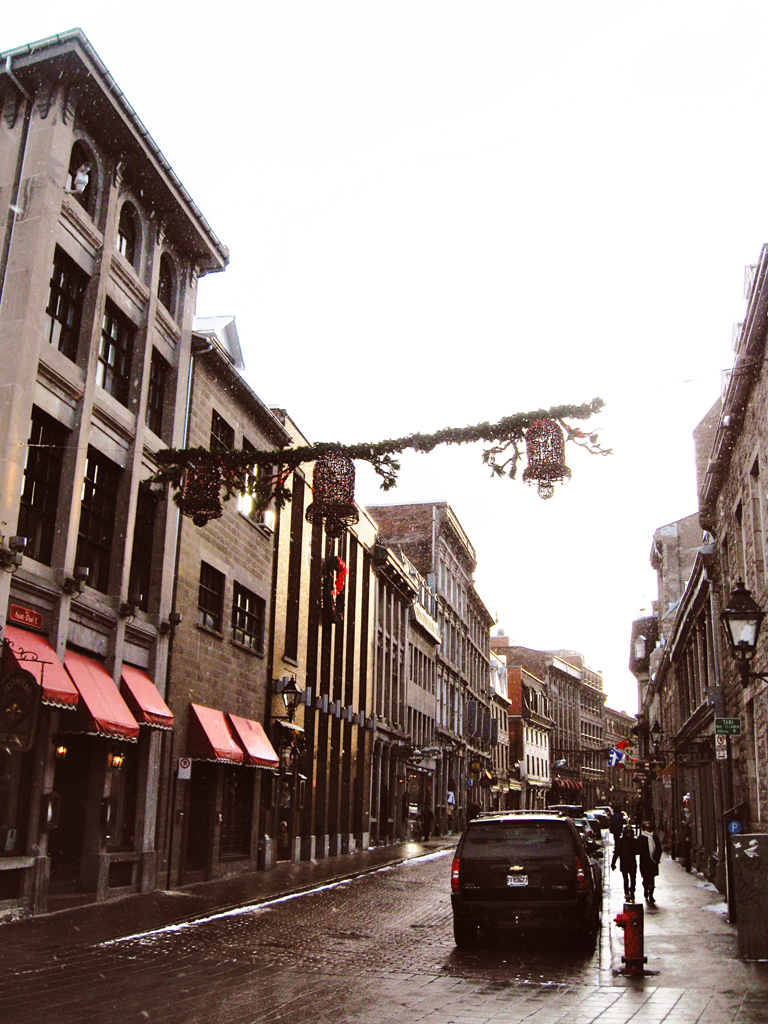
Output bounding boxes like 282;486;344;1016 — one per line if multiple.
614;902;647;977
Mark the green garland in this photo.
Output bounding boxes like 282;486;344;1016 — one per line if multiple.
152;398;609;511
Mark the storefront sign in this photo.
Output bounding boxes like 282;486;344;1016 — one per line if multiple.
715;717;742;736
0;668;40;752
9;604;43;630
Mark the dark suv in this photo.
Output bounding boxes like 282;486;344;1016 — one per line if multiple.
450;812;602;948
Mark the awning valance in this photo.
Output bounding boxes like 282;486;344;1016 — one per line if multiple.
64;650;139;741
187;703;243;763
228;714;279;768
3;625;79;709
120;665;174;730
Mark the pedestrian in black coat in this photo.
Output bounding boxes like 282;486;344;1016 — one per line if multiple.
611;822;639;902
639;822;662;903
609;807;625;842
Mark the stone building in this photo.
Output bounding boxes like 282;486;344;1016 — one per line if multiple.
159;318;286;885
603;706;638;813
366;502;494;827
0;31;227;916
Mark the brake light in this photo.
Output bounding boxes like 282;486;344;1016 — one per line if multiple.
575;856;587;890
451;857;461;892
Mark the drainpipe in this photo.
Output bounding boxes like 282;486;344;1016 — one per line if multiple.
0;57;34;312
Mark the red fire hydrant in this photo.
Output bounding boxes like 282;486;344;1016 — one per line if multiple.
614;902;647;976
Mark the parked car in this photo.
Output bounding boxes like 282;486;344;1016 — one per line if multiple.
585;809;609;832
450;812;602;949
547;804;584;818
573;817;601;855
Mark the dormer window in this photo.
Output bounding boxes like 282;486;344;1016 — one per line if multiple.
117;204;139;267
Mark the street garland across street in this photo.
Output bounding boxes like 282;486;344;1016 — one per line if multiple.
151;397;610;514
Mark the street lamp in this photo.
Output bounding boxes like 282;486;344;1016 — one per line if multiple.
275;676;304;722
650;719;662;752
720;581;768;687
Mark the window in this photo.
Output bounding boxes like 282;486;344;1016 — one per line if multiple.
98;302;134;406
66;140;95;214
128;487;157;611
17;407;68;566
116;204;138;267
157;253;176;316
210;410;234;451
237;439;259;521
76;447;121;593
198;561;224;631
145;349;169;437
232;582;265;653
45;246;88;362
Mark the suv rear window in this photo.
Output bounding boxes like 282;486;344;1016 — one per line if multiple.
462;821;576;858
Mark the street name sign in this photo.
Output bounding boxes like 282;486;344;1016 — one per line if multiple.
715;717;742;736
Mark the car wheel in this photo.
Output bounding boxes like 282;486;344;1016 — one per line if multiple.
453;918;478;947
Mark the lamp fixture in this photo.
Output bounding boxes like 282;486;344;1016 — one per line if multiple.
274;675;304;723
55;744;67;760
62;565;89;595
720;580;768;687
650;719;662;751
108;751;125;769
0;535;26;573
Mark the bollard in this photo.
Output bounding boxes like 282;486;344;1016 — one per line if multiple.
614;902;648;976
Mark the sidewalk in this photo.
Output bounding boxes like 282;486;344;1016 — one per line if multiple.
0;836;457;953
605;841;768;993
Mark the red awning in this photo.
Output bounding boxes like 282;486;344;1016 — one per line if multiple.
64;650;139;741
120;665;174;730
188;703;243;763
228;714;279;768
3;625;79;709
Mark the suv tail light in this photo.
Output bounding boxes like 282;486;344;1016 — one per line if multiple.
451;857;460;892
575;856;587;890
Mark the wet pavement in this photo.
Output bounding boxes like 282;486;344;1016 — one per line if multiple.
2;834;768;1023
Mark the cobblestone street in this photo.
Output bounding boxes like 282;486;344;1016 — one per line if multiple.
3;845;768;1024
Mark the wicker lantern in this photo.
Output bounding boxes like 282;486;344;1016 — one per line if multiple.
522;419;571;500
305;451;359;538
179;462;223;527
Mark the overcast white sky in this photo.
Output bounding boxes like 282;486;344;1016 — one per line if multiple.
7;2;766;713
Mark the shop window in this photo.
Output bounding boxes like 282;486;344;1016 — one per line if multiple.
116;203;139;267
157;253;176;317
98;301;134;406
76;447;121;593
198;561;224;632
0;747;33;859
45;246;89;362
66;140;96;215
220;766;253;859
145;348;169;438
232;582;265;654
128;486;157;611
17;407;68;566
210;410;234;452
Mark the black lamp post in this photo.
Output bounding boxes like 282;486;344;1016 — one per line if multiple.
720;580;768;687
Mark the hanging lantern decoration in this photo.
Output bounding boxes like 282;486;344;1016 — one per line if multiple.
522;419;571;500
305;451;359;538
179;461;223;527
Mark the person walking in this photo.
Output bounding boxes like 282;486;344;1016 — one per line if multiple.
421;804;434;842
609;806;625;843
611;820;639;902
639;821;662;903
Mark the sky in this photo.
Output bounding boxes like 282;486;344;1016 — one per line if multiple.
6;2;766;714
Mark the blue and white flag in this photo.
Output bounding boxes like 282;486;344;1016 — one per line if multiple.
608;747;625;767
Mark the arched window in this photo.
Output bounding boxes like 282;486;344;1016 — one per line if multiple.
157;253;176;316
66;141;95;214
117;204;139;267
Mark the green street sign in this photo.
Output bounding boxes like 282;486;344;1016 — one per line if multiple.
715;717;742;736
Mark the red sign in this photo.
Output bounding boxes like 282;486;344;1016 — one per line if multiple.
9;604;43;630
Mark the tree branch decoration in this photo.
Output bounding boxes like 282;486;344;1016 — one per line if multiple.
151;398;609;527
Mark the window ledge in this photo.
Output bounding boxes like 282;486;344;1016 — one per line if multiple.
229;637;265;659
196;623;224;641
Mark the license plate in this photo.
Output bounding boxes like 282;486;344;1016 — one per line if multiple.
507;875;528;887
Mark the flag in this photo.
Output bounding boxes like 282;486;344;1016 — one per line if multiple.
608;747;625;767
616;739;629;750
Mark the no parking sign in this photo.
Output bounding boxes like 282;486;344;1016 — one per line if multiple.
178;756;192;780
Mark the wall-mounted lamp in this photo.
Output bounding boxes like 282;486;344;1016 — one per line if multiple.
55;744;68;760
159;611;182;635
108;751;125;770
650;719;663;751
0;535;26;573
274;675;304;723
721;580;768;687
62;565;89;595
119;591;142;621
